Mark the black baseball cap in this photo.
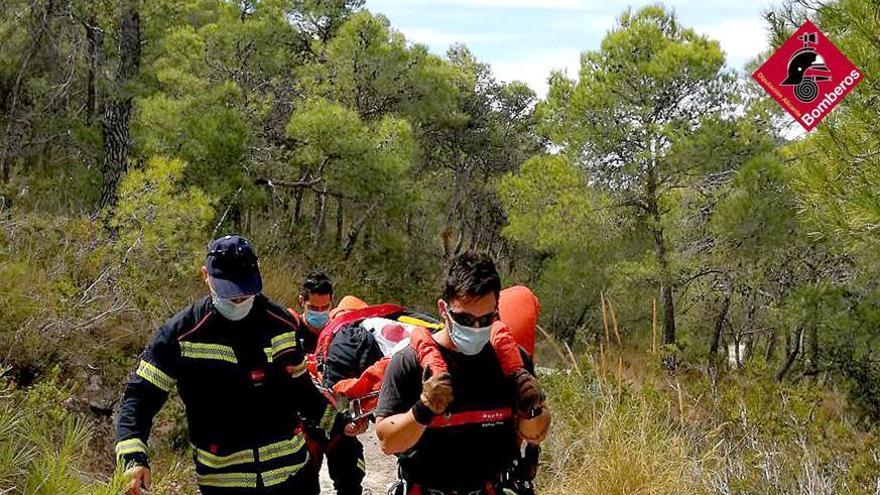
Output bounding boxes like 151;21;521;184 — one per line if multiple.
206;235;262;299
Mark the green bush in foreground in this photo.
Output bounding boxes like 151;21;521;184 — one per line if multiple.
0;371;197;495
0;372;126;494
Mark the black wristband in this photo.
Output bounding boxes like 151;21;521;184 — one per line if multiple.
411;400;436;426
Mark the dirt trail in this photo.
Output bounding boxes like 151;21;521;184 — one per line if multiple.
319;424;397;495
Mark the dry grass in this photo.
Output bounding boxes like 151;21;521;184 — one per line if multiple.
539;362;707;495
542;398;705;495
536;343;880;495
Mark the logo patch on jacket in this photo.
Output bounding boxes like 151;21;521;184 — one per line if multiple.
250;369;266;383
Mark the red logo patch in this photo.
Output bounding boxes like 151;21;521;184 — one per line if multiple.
250;369;265;382
752;20;863;131
209;443;219;454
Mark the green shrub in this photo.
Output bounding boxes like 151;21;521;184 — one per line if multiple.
0;372;128;495
108;155;215;321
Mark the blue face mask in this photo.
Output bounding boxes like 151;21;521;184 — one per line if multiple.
305;310;330;330
212;294;255;321
447;310;492;356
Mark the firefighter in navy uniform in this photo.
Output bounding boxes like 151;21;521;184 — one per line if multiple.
375;252;551;495
115;235;347;495
290;271;369;495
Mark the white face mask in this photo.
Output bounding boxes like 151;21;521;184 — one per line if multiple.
446;308;492;356
212;294;255;321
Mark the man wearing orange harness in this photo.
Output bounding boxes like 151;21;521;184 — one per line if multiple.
374;252;551;495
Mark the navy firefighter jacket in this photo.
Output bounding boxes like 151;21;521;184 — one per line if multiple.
115;294;339;490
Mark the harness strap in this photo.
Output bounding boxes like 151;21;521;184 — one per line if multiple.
407;482;499;495
428;408;514;429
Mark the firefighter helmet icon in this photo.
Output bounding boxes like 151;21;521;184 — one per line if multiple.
781;32;832;103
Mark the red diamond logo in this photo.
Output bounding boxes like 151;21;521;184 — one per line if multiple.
752;20;864;131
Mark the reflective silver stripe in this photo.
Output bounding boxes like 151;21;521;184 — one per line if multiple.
261;453;310;487
197;471;258;488
357;458;366;473
180;342;238;364
194;445;254;469
269;332;297;357
258;435;306;462
135;360;175;392
115;438;147;459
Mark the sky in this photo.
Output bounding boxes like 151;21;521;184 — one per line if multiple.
364;0;776;97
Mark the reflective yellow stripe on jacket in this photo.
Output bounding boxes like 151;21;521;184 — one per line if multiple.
194;445;255;469
193;433;308;488
268;332;297;359
261;454;311;487
135;360;175;392
257;435;306;462
197;453;311;488
286;361;307;378
180;341;238;364
115;438;147;459
318;404;337;432
197;471;259;489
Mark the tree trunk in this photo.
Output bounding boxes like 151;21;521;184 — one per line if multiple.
659;280;676;345
292;176;306;226
443;167;467;258
646;156;676;345
363;222;373;250
335;196;343;246
776;327;804;381
98;1;140;210
709;291;730;357
453;218;466;256
311;184;327;246
766;325;778;362
99;102;133;209
808;322;820;374
1;0;54;185
84;18;103;122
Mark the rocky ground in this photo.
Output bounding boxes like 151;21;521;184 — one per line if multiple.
319;424;397;495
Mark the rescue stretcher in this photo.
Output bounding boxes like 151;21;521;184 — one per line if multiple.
306;286;540;423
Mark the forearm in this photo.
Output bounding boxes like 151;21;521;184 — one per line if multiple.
116;381;168;468
517;408;551;445
375;411;427;454
289;371;341;435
